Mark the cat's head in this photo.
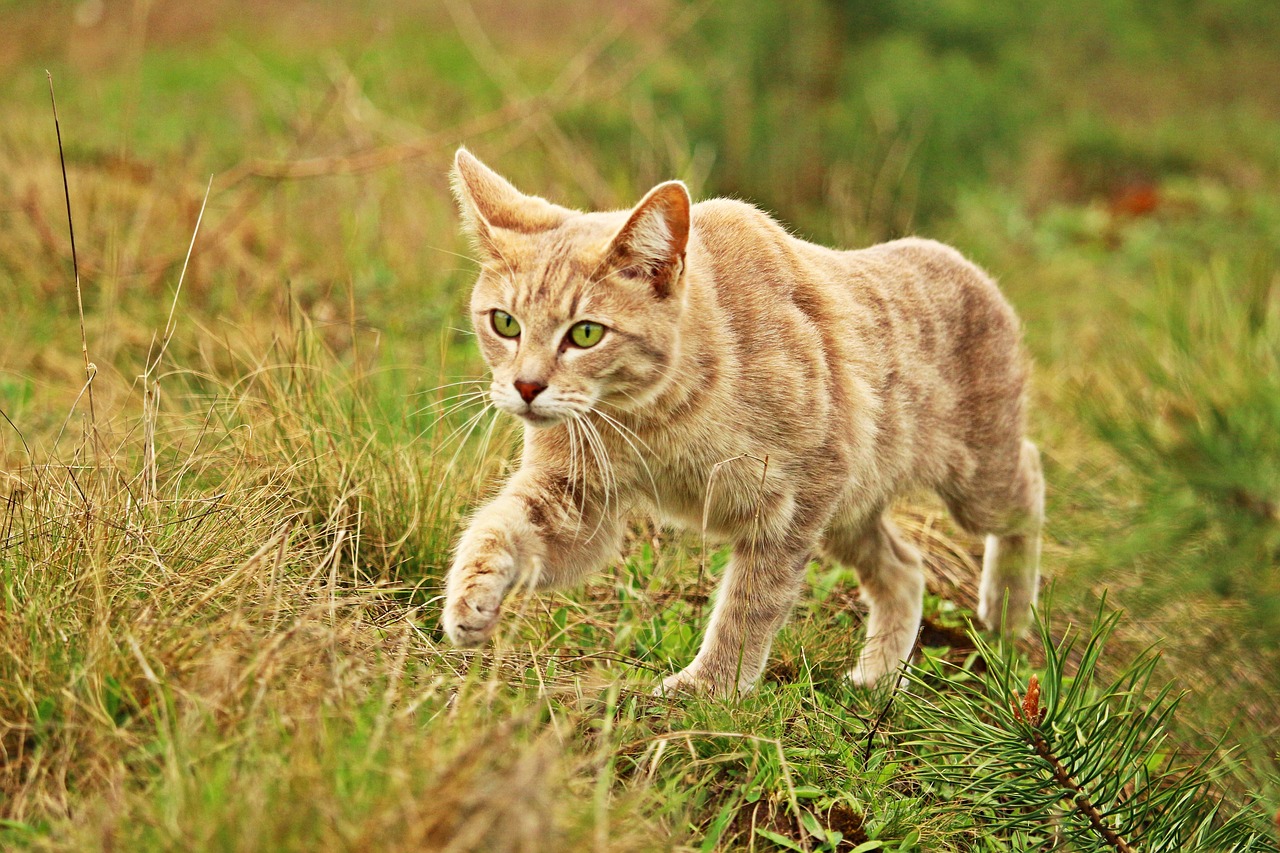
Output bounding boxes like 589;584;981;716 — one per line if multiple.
452;148;690;428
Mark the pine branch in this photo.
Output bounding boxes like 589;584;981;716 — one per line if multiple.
1012;675;1135;853
899;603;1280;851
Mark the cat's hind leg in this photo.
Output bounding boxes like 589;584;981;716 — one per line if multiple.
823;511;925;686
945;439;1045;635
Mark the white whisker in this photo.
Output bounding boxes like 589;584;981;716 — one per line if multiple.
441;404;498;475
435;402;494;454
412;388;489;417
473;397;503;465
410;391;490;433
592;407;659;506
409;379;487;398
564;416;586;540
576;414;617;544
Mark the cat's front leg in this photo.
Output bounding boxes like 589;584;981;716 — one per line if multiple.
659;540;811;697
442;468;619;647
442;515;523;647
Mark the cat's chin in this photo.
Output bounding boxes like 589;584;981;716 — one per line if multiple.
514;410;563;429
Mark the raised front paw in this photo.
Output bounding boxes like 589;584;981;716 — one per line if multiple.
441;553;515;647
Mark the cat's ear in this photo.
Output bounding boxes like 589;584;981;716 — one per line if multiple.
451;148;571;259
605;181;690;299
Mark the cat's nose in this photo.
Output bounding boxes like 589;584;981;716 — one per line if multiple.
513;380;547;404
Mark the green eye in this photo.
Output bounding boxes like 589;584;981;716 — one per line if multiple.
569;321;605;348
492;310;521;338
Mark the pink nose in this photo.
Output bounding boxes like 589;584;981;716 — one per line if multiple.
514;380;547;404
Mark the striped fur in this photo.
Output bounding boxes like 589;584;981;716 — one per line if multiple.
442;149;1044;696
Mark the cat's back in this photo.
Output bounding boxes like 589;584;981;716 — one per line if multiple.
689;200;1008;318
686;198;1021;386
840;236;1021;362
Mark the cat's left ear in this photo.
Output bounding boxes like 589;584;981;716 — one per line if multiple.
605;181;690;299
452;148;572;260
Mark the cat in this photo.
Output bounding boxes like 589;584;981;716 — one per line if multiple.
441;148;1044;696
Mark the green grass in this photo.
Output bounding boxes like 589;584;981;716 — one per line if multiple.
1;0;1278;849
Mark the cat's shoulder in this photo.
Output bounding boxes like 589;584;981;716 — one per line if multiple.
692;196;783;227
690;197;793;249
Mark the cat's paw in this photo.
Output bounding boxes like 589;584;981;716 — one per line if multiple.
977;532;1038;636
843;660;884;688
441;554;514;647
844;636;913;689
441;592;501;647
653;665;754;699
653;668;708;697
843;661;910;691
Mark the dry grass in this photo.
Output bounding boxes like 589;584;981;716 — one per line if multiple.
0;316;664;849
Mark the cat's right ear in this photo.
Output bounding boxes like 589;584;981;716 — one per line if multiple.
451;149;571;260
604;180;691;300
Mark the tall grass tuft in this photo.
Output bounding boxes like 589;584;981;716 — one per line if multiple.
0;308;534;847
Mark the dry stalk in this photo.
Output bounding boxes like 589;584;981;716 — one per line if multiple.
696;453;769;625
47;72;99;451
139;175;212;504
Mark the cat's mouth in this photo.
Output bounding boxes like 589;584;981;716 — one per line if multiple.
509;403;578;428
517;409;559;428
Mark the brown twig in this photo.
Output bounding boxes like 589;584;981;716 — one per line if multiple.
229;0;713;185
442;0;618;208
0;407;36;477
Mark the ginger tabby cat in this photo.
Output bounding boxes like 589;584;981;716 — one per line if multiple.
441;149;1044;696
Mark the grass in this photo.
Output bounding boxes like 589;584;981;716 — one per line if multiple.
2;0;1278;849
